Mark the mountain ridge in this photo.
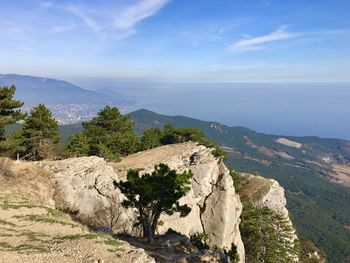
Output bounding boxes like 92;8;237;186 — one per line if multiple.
0;74;139;124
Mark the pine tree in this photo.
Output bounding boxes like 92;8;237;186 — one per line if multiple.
139;127;163;150
65;132;89;157
66;106;138;161
0;85;24;141
240;199;298;263
116;164;193;243
20;104;59;160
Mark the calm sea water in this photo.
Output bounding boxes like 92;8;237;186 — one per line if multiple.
80;80;350;140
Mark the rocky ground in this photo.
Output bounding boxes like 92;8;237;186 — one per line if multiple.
0;147;235;263
0;158;154;263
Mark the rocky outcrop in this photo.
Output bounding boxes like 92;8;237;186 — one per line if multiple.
239;173;289;217
45;142;245;262
239;172;299;261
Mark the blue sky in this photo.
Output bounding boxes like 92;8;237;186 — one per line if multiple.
0;0;350;82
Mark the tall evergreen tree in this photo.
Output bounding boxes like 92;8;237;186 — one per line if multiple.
0;85;24;141
240;199;298;263
20;104;59;160
66;106;138;161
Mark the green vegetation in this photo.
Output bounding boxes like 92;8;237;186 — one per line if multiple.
240;198;298;263
0;87;59;160
0;201;44;210
189;232;209;250
139;124;225;158
223;244;240;263
65;106;138;161
17;231;50;242
116;163;193;243
0;242;49;253
104;238;121;247
0;85;25;142
14;212;78;228
0;219;16;227
19;104;59;160
230;170;242;193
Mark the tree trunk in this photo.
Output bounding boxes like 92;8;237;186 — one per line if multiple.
151;211;161;235
143;221;155;243
141;210;155;243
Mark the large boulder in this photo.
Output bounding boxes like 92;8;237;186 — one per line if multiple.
45;142;245;262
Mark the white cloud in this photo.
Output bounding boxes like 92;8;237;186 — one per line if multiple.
113;0;168;30
59;1;168;40
66;5;102;33
230;26;300;52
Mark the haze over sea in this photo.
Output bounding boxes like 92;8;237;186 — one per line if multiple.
77;80;350;140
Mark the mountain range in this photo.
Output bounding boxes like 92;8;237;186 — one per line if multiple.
0;74;139;124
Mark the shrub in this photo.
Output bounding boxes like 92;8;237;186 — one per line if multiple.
189;232;209;250
223;243;240;263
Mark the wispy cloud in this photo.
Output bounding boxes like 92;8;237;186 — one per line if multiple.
114;0;168;30
181;19;245;46
59;0;169;40
230;26;300;52
66;5;102;33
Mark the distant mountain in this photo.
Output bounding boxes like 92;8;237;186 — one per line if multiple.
127;109;350;262
0;74;139;124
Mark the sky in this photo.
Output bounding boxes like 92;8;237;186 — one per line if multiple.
0;0;350;82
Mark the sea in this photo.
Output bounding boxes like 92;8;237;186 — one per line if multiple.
79;80;350;140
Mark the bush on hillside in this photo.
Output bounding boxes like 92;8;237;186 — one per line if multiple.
139;124;226;158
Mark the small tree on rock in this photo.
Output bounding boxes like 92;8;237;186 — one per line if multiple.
115;163;193;243
20;104;60;160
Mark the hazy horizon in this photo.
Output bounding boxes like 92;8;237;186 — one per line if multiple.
1;0;349;139
1;0;350;82
71;79;350;140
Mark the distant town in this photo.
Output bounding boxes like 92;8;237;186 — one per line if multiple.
23;104;135;125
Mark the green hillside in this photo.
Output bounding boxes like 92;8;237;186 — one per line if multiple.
56;108;350;261
127;109;350;263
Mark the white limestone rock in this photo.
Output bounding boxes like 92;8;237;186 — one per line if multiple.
45;142;245;262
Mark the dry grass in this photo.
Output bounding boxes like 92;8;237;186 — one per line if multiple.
0;159;55;205
0;158;14;177
239;173;273;202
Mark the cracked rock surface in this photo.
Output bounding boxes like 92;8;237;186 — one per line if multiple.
45;142;245;262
